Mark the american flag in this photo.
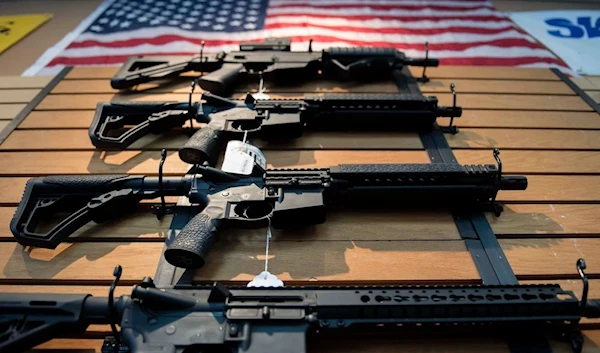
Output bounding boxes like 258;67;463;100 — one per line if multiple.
41;0;570;71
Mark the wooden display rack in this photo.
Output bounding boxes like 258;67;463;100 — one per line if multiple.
1;66;600;352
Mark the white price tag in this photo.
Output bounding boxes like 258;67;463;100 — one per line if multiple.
252;92;270;100
247;271;284;287
220;140;266;175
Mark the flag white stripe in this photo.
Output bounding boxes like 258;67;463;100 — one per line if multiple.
266;6;500;16
59;42;559;60
74;26;535;45
516;62;574;75
268;0;492;8
265;16;515;29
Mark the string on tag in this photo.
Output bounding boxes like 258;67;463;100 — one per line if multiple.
264;215;272;275
246;213;283;287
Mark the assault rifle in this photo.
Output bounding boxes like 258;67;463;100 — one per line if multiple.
1;261;599;353
10;150;526;269
89;89;462;165
110;37;439;94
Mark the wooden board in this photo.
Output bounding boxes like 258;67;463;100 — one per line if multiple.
449;129;600;150
0;120;8;132
0;76;51;89
0;89;40;103
490;205;600;236
4;66;600;353
0;103;26;120
4;237;600;283
588;91;600;104
0;240;480;283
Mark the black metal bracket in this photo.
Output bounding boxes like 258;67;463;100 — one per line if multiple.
152;149;175;219
417;42;430;83
108;265;122;353
439;83;459;134
187;79;200;130
578;258;588;309
490;148;503;217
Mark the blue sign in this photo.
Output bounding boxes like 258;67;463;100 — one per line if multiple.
546;16;600;38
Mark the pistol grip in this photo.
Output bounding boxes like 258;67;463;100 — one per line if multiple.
164;204;225;268
199;63;244;96
179;126;223;166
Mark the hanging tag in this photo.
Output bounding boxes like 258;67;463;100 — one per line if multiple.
247;271;284;287
221;140;267;175
252;92;270;100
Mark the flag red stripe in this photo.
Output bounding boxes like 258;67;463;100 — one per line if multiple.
265;14;509;22
48;54;568;68
67;36;544;52
269;3;495;11
441;56;567;67
263;22;518;35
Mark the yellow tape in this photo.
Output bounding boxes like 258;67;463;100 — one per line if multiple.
0;14;53;54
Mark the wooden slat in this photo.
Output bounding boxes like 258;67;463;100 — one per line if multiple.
19;110;600;130
65;66;560;81
491;205;600;236
0;242;161;281
51;78;574;95
35;92;591;111
455;150;600;174
0;130;424;151
3;237;600;282
585;76;600;90
0;150;428;176
0;207;461;241
30;333;600;353
572;77;598;91
499;176;600;202
439;110;600;129
0;76;52;89
588;91;600;104
18;110;94;128
0;178;28;204
0;240;478;282
0;120;9;132
502;238;600;278
0;89;40;103
0;103;26;120
448;129;600;150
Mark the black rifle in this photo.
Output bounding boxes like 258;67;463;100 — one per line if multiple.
1;262;599;353
10;150;526;269
110;37;439;94
89;91;462;165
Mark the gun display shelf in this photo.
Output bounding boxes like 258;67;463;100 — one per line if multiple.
1;66;600;352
